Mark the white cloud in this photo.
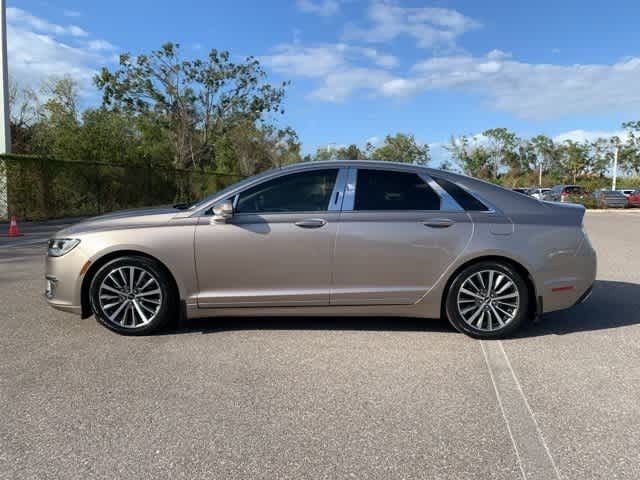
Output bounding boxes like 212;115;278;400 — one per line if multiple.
87;39;116;51
344;1;480;49
261;43;398;101
7;7;88;37
7;8;116;93
265;38;640;118
354;45;399;68
296;0;340;16
553;129;628;144
68;25;89;38
407;53;640;119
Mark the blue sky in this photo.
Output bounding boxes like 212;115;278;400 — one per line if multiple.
8;0;640;161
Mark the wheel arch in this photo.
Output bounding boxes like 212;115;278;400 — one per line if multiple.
80;250;180;319
440;255;538;322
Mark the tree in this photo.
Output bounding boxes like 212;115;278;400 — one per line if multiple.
446;135;493;179
77;108;141;164
482;128;520;178
558;140;589;184
8;79;41;153
621;121;640;176
312;145;338;161
529;135;557;187
369;133;430;165
336;144;366;160
31;77;83;159
219;122;302;176
94;42;288;170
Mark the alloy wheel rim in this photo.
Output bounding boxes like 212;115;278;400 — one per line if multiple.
98;266;163;328
456;269;520;332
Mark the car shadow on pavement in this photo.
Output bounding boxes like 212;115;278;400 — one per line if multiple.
517;280;640;337
169;280;639;337
173;315;455;335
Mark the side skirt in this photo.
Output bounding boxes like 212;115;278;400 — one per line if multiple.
186;303;433;320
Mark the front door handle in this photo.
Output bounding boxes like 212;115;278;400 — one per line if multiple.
424;218;454;228
295;218;327;229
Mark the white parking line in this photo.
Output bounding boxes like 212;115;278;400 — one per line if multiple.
481;341;527;480
498;341;562;479
481;340;562;480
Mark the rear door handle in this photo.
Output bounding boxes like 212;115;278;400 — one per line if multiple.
423;218;454;228
295;218;327;229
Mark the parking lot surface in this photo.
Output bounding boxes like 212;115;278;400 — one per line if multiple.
1;212;639;479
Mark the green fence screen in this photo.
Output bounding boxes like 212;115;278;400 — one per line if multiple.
1;155;244;221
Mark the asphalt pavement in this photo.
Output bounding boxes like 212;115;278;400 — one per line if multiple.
1;212;639;479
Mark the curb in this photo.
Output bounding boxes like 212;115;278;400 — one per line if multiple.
585;209;640;213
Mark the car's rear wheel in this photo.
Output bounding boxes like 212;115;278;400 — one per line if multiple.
89;256;176;335
445;261;529;339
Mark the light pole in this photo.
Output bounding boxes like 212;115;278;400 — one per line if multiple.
612;145;619;191
538;162;543;189
0;0;9;220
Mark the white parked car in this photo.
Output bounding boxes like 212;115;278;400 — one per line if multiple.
530;188;551;200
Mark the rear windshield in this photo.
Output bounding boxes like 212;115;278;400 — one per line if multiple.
433;177;489;211
564;186;585;194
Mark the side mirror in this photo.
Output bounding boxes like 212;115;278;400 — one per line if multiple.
211;200;234;223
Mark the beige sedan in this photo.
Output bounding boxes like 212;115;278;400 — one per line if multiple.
45;161;596;339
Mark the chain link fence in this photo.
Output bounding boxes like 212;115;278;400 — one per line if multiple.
0;154;244;221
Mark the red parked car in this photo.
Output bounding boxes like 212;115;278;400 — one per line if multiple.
628;189;640;208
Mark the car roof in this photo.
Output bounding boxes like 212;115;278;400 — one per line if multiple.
277;159;427;173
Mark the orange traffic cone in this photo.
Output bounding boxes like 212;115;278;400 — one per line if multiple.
8;214;22;237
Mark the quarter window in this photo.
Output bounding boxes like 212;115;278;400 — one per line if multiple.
432;177;489;211
235;169;338;213
354;169;440;211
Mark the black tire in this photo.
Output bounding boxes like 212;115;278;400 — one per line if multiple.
445;261;530;339
89;255;177;335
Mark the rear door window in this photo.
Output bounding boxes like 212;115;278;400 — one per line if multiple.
354;169;440;211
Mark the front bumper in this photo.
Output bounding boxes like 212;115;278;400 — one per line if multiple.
44;247;89;316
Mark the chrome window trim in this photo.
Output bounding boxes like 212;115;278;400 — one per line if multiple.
328;168;349;212
341;167;357;211
419;173;463;212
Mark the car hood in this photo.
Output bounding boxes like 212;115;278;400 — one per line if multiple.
56;206;182;236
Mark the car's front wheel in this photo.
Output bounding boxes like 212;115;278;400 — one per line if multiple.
445;261;529;339
89;256;176;335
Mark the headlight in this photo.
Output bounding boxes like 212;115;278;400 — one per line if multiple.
47;238;81;257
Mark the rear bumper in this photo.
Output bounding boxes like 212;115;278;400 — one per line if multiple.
540;233;597;314
574;284;593;306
